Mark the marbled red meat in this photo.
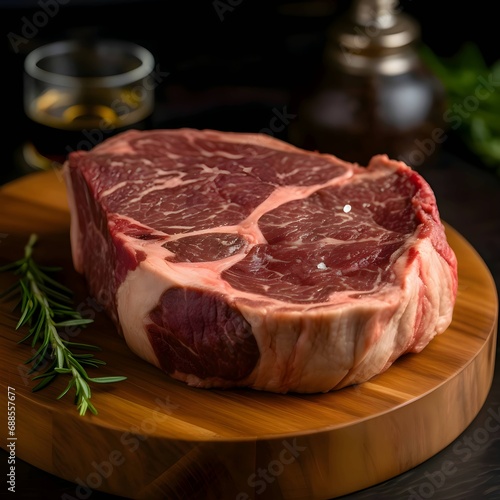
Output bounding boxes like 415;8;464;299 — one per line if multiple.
63;128;458;392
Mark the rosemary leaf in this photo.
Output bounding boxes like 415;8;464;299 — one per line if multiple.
0;260;23;273
81;361;107;369
55;367;72;374
64;341;102;351
0;233;126;416
17;329;34;345
28;313;45;344
37;264;63;272
32;374;58;392
54;319;94;327
36;269;74;294
57;379;75;399
90;376;128;384
38;284;74;303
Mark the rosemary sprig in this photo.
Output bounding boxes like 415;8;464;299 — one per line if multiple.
0;233;126;416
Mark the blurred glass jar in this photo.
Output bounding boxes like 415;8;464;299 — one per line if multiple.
288;0;446;168
23;38;155;171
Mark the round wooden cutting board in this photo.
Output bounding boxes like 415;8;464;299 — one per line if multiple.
0;169;497;500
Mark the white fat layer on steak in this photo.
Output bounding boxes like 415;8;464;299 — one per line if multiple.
115;251;169;368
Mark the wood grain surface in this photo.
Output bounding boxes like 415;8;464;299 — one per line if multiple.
0;169;497;500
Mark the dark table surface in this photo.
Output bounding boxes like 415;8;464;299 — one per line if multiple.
1;2;499;499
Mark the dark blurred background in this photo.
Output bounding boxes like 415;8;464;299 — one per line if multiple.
0;0;498;184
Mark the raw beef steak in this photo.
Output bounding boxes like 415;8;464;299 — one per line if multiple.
63;128;458;393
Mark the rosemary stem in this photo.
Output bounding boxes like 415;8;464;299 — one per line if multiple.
1;233;126;416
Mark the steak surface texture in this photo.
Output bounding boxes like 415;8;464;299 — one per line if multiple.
63;128;458;393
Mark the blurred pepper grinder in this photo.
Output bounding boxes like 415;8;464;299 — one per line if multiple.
288;0;446;168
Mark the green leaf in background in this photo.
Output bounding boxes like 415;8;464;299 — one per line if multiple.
419;42;500;176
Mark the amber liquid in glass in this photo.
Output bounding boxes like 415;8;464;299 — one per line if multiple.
24;88;152;170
